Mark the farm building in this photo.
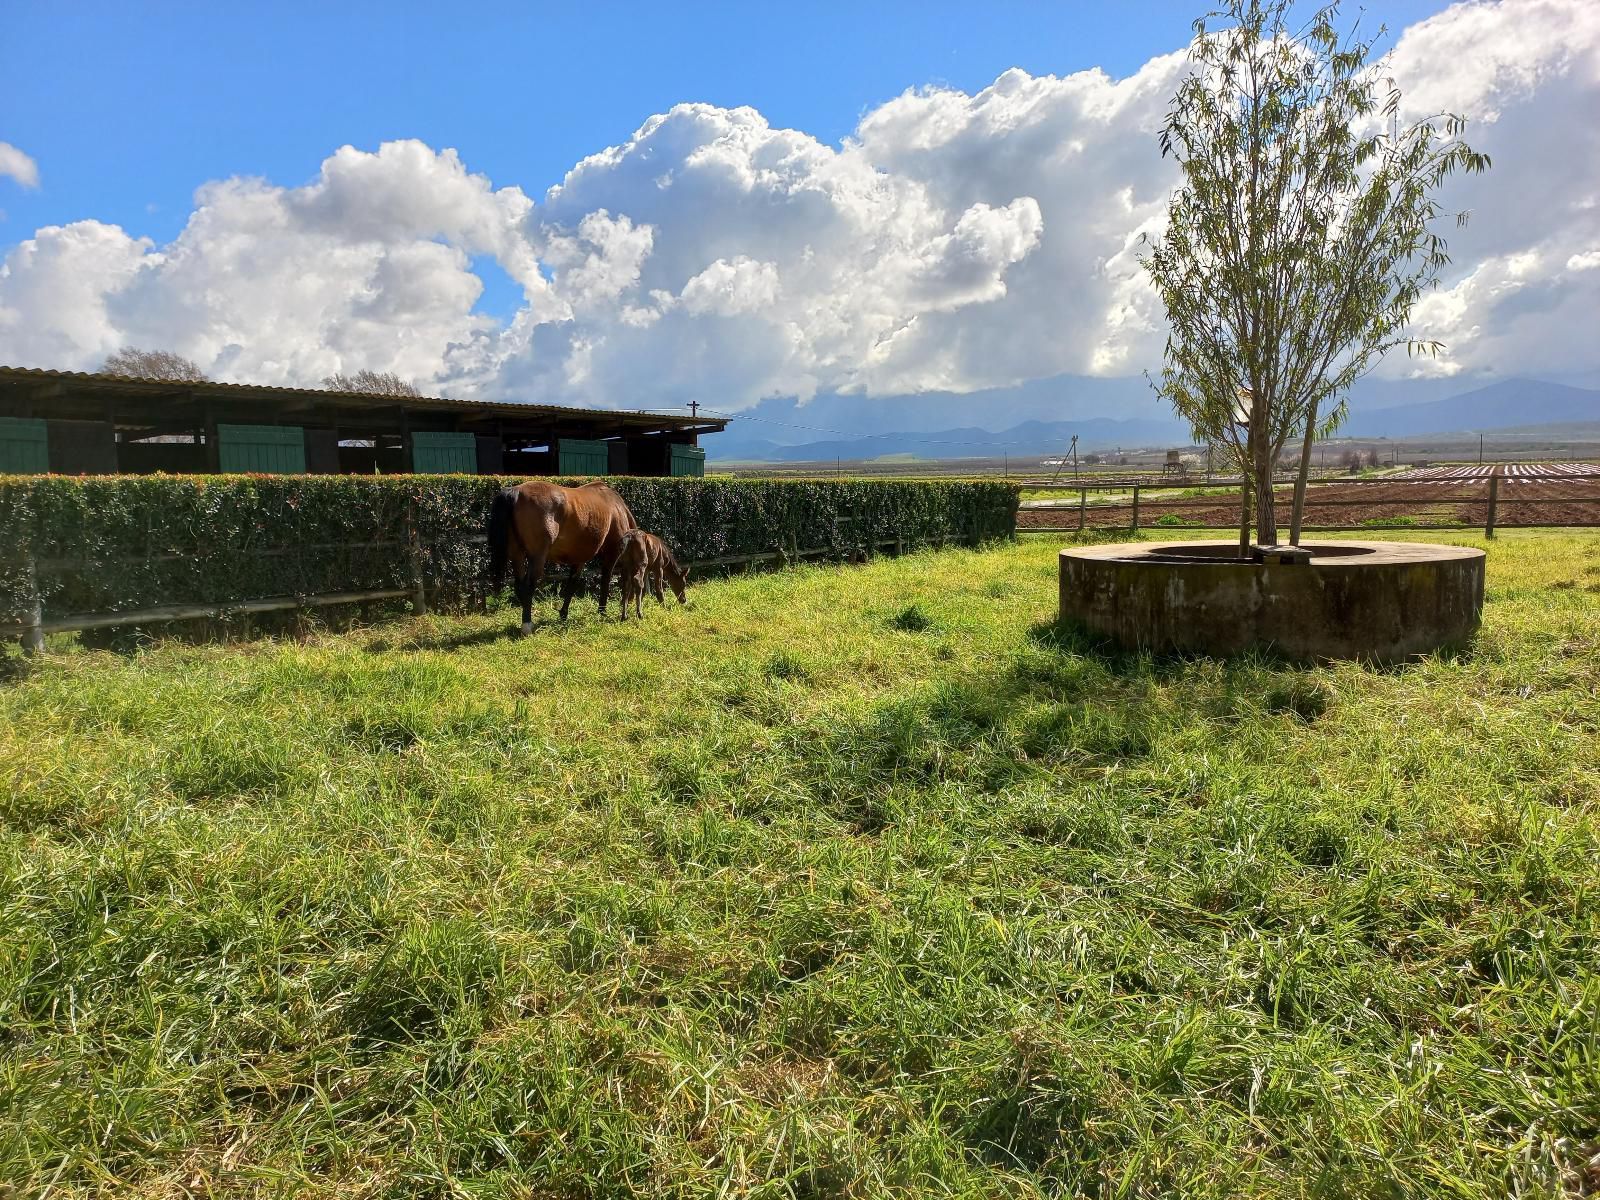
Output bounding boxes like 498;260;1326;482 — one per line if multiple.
0;366;725;477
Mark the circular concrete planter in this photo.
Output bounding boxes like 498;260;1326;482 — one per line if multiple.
1058;541;1485;661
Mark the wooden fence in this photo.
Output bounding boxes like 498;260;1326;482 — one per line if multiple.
1018;467;1600;538
3;531;979;655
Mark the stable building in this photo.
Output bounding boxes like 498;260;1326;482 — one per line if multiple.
0;366;724;477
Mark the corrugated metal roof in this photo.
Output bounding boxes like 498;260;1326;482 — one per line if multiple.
0;365;727;430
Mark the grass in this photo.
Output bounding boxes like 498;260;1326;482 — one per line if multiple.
2;531;1598;1197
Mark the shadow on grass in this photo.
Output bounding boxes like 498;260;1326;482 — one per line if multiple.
1027;616;1145;671
1359;634;1483;676
365;623;525;654
759;615;1358;833
1025;615;1236;681
380;601;655;652
0;649;35;687
1032;613;1481;677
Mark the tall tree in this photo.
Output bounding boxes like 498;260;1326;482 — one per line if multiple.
102;348;209;382
1140;0;1488;549
323;370;423;398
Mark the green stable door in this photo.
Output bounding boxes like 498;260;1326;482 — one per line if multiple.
669;444;706;477
411;431;478;474
0;417;50;474
217;424;306;474
558;438;610;476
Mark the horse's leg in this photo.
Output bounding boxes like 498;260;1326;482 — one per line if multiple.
518;552;546;636
596;541;624;616
514;567;533;636
558;564;583;620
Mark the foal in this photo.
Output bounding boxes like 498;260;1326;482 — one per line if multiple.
617;530;690;620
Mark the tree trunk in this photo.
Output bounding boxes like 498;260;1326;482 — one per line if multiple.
1252;432;1277;547
1238;473;1252;559
1288;400;1319;546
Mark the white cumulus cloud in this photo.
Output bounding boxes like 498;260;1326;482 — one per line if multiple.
1;0;1597;409
1381;0;1600;378
0;142;40;189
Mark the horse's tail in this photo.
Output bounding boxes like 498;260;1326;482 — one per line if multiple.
487;487;518;593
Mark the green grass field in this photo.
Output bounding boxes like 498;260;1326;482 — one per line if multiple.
3;532;1597;1197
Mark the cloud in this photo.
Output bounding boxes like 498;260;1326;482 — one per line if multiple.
1381;0;1600;379
1;0;1597;409
0;221;150;366
0;143;39;189
1;143;534;386
1388;0;1600;123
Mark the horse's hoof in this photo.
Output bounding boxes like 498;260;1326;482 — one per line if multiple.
520;622;533;637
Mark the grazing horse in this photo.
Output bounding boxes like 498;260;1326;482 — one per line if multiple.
616;530;691;620
487;481;637;633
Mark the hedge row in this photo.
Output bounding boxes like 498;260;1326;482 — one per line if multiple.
0;475;1018;624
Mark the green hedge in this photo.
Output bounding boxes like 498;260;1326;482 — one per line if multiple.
0;475;1018;625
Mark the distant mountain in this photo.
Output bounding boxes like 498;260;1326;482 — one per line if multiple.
721;377;1161;444
708;415;1189;463
1340;379;1600;437
704;376;1600;462
1470;420;1600;440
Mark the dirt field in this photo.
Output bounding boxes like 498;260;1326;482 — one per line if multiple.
1018;463;1600;531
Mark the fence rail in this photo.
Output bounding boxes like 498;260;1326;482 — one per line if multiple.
1;474;1019;654
4;533;975;653
1018;469;1600;538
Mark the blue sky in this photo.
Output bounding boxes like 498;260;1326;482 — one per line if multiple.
4;0;1444;246
3;0;1595;425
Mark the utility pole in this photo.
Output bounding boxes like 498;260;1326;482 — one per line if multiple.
1478;433;1483;466
688;400;699;420
1049;435;1078;485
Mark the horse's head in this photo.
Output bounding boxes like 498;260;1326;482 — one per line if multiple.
663;554;690;604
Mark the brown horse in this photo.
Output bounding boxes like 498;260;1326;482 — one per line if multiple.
487;481;637;633
616;530;691;619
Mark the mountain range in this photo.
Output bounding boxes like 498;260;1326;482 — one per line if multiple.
707;378;1600;462
1337;379;1600;438
713;416;1187;463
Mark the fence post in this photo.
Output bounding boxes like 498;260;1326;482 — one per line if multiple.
20;550;44;656
1485;472;1499;539
1130;484;1140;533
406;498;428;616
1078;487;1087;533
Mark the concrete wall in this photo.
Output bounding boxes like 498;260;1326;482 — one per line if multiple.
1059;541;1486;662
